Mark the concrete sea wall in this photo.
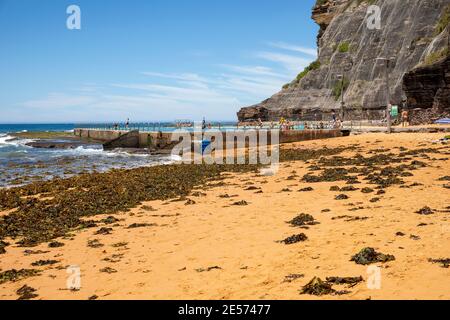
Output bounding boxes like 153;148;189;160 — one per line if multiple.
74;128;345;151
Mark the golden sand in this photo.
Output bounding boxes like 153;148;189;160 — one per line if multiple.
0;132;449;300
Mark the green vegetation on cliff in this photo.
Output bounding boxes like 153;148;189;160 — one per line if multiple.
296;60;321;82
332;77;350;101
422;47;449;66
434;4;450;36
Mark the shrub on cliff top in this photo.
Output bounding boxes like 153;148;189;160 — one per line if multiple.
315;0;328;6
295;60;321;84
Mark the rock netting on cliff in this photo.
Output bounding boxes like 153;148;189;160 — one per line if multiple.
238;0;450;122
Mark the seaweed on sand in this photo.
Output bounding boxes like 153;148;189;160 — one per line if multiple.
298;187;314;192
0;269;41;284
279;233;308;245
31;259;59;267
16;285;38;300
326;276;363;287
87;239;104;248
300;277;335;296
232;200;249;206
287;214;319;227
0;163;259;246
283;274;304;283
302;168;352;183
351;248;395;265
416;207;434;215
280;146;353;162
0;240;8;254
127;223;156;229
48;241;64;248
95;227;113;235
100;267;117;274
428;258;450;268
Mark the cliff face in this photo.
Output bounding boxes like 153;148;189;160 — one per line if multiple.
238;0;450;122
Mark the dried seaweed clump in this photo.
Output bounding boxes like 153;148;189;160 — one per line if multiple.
428;258;450;268
0;269;41;284
280;233;308;245
287;214;319;227
326;276;363;287
416;207;434;215
351;248;395;265
0;241;8;254
31;259;59;267
16;285;38;300
300;277;335;296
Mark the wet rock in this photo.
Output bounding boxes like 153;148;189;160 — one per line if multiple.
330;186;340;192
88;295;99;300
396;232;406;237
351;248;395;265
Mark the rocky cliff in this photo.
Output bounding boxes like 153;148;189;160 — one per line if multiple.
238;0;450;122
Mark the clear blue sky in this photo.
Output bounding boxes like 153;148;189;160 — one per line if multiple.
0;0;319;123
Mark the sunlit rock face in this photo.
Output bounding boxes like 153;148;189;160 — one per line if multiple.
238;0;450;122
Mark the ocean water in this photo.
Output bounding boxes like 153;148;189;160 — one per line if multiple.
0;124;174;188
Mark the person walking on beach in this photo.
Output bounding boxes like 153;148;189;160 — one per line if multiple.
401;110;409;127
126;118;130;129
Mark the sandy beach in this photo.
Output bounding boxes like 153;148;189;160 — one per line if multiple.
0;131;449;300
